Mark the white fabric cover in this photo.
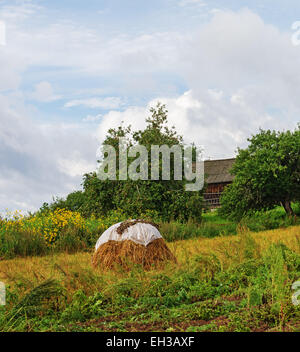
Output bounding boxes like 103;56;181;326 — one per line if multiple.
95;221;162;250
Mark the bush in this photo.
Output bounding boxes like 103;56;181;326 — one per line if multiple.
241;207;299;232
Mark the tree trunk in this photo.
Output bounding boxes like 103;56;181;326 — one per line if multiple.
281;200;294;216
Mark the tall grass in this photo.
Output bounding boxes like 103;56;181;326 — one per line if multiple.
0;226;299;332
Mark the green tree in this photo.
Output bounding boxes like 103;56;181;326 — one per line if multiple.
220;126;300;219
39;191;87;214
82;103;203;221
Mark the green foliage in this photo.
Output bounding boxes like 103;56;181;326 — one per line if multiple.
2;241;300;332
60;291;105;323
220;126;300;219
45;103;204;222
0;279;64;331
40;191;87;214
240;206;299;232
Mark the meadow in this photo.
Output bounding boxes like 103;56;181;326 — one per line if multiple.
0;223;299;332
0;205;298;260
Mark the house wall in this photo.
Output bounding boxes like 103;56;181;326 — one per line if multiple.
206;182;230;194
204;182;231;208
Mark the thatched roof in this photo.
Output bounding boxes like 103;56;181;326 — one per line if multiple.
204;158;235;184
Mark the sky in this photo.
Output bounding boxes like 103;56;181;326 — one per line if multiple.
0;0;300;213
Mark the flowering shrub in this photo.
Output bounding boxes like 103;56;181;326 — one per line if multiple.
0;209;86;246
0;208;129;254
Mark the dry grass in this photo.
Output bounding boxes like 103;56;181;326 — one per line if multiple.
92;238;177;270
168;225;300;268
0;225;299;298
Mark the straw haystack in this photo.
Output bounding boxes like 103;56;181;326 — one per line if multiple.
92;219;177;270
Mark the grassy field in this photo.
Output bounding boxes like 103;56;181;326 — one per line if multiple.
1;206;298;260
0;225;299;332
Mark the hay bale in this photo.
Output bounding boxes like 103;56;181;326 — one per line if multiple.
92;238;177;270
116;219;160;235
92;220;177;270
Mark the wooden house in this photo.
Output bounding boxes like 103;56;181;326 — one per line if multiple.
203;158;235;208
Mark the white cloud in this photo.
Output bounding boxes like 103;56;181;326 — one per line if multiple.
230;93;245;107
82;114;103;123
97;106;147;142
1;5;300;212
65;97;123;109
30;81;61;102
97;83;297;161
210;8;222;14
175;90;202;109
208;89;223;101
0;1;42;21
0;92;98;212
179;0;206;7
58;154;96;177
